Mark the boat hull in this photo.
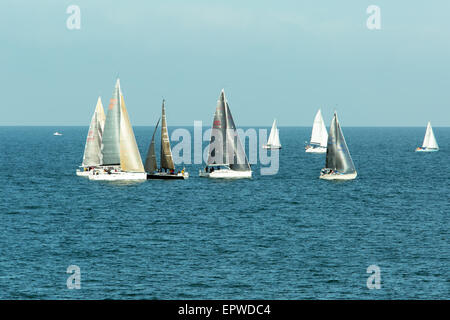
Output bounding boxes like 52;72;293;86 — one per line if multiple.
262;145;282;149
320;172;357;180
76;170;91;177
88;171;147;181
147;172;189;180
306;146;327;153
199;169;252;179
415;148;439;152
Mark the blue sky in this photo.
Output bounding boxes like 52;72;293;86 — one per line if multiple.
1;1;449;126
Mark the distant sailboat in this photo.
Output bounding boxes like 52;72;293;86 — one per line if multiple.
76;97;106;177
306;109;327;153
53;132;63;136
89;79;147;181
199;89;252;179
263;119;281;149
145;100;189;179
320;112;357;180
415;122;439;152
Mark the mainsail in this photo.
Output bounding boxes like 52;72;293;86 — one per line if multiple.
160;100;175;170
325;112;356;174
267;119;281;147
101;80;121;165
144;118;160;173
310;109;328;147
119;92;145;172
82;97;106;166
422;122;439;149
207;89;250;171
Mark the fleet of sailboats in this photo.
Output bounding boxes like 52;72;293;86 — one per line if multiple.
263;119;281;149
145;100;189;179
305;109;327;153
416;122;439;152
76;97;106;177
320;112;357;180
76;78;443;183
199;89;252;179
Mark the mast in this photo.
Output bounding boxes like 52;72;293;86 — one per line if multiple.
82;97;105;167
101;79;121;165
144;118;160;173
325;112;356;174
160;100;175;170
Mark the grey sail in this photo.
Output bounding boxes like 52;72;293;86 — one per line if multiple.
101;80;121;165
144;118;160;173
325;112;356;174
82;97;105;167
206;90;250;171
224;99;250;171
207;90;228;165
160;100;175;170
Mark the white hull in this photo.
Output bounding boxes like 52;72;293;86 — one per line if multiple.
306;146;327;153
76;170;91;177
262;144;281;149
89;171;147;181
320;172;357;180
415;148;439;152
199;169;252;179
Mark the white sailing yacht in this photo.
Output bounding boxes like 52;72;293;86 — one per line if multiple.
145;100;189;179
306;109;327;153
199;89;252;179
415;122;439;152
89;79;147;181
320;111;357;180
263;119;281;149
76;97;106;177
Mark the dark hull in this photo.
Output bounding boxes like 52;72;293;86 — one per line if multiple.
147;173;186;180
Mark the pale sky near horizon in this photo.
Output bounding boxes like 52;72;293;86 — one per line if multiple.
1;1;449;126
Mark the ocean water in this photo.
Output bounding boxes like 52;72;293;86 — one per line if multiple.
0;126;448;299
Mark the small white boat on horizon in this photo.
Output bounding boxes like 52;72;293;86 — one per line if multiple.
415;122;439;152
263;119;281;149
53;132;63;136
306;109;327;153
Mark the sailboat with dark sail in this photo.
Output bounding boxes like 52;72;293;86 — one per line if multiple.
89;79;147;181
320;111;357;180
199;89;252;179
145;100;189;180
76;96;106;176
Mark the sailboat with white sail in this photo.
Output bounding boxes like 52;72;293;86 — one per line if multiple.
263;119;281;149
89;79;147;181
320;112;357;180
145;100;189;180
306;109;327;153
415;122;439;152
199;89;252;179
76;97;106;177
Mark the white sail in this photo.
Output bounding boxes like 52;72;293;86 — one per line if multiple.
422;122;438;149
267;119;281;147
310;109;328;147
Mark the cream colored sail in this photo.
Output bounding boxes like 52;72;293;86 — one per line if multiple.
310;109;327;147
119;92;145;172
267;119;281;147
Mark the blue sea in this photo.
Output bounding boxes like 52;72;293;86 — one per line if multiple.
0;126;448;299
